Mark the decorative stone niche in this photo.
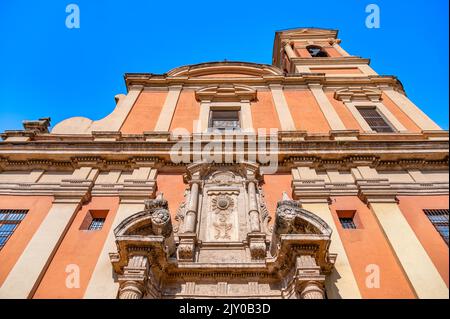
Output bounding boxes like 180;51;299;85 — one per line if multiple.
110;162;337;299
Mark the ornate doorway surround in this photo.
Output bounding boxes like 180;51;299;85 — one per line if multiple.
110;162;336;299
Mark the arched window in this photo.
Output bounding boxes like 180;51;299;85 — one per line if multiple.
306;45;328;57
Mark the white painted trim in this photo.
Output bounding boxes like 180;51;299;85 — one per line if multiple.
83;201;146;299
154;85;182;131
0;201;81;298
309;84;346;130
196;101;254;133
269;84;296;131
370;202;448;299
382;88;441;130
301;202;362;299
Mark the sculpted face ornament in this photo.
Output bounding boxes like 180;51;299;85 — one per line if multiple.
151;208;170;225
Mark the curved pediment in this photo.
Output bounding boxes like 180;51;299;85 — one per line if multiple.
167;61;283;78
273;193;332;237
195;84;256;102
334;87;382;102
114;194;172;237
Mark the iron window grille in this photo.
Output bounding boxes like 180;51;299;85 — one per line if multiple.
357;107;394;133
88;218;105;231
339;217;357;229
424;209;449;245
0;209;28;250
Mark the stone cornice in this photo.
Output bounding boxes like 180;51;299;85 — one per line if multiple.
0;140;447;170
290;56;370;65
123;72;405;93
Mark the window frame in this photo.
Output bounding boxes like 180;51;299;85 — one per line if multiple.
208;108;242;132
0;209;28;250
423;209;449;245
356;105;395;133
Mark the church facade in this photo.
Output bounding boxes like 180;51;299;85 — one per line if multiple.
0;28;448;299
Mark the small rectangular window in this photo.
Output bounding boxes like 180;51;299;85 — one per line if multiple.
337;210;358;229
0;209;28;250
424;209;449;245
209;110;240;131
357;107;394;133
80;210;108;231
88;218;105;231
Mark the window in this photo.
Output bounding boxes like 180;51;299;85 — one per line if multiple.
88;218;105;231
357;107;394;132
80;210;108;231
306;45;328;58
0;209;28;250
424;209;449;245
209;110;240;131
337;210;358;229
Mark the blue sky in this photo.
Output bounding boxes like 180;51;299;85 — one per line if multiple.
0;0;448;131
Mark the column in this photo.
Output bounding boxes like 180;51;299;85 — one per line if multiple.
332;43;350;57
117;255;149;299
283;42;297;60
382;87;441;130
184;182;200;233
118;282;145;299
269;84;296;131
0;167;97;298
240;100;254;132
368;198;448;298
247;181;261;232
299;281;326;299
154;85;182;131
308;83;346;131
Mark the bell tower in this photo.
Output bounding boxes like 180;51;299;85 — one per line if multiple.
272;27;377;75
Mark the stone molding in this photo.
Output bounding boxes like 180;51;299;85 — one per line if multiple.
195;84;257;102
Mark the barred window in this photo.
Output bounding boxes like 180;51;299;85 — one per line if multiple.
357;107;394;133
209;110;240;131
0;209;28;250
88;218;105;231
339;217;357;229
306;45;328;58
424;209;449;245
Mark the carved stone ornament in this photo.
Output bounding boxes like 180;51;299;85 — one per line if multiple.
211;195;234;240
110;165;337;299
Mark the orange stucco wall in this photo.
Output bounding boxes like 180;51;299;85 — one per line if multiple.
381;93;421;132
284;90;331;133
120;91;167;134
397;195;449;287
156;173;187;220
310;67;362;74
251;91;281;130
32;196;120;299
324;47;342;57
294;47;311;58
0;196;53;287
169;91;200;133
261;174;292;222
326;92;363;131
329;196;416;298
